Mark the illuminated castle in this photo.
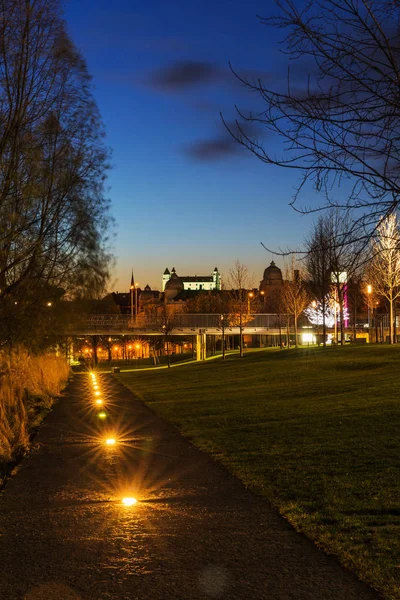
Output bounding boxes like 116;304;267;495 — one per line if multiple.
162;267;221;292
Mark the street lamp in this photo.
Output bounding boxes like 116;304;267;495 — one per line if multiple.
367;284;372;339
130;283;134;323
247;292;254;313
220;314;225;360
135;283;139;322
312;300;319;345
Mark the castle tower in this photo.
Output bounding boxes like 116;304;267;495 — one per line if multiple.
162;267;171;291
213;267;221;290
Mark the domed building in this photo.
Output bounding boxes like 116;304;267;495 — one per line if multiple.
164;271;184;302
259;261;283;310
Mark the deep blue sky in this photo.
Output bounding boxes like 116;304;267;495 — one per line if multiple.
64;0;317;291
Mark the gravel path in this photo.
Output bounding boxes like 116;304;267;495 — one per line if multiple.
0;373;381;600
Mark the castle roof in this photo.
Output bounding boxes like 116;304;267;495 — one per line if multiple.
181;275;214;283
163;268;170;275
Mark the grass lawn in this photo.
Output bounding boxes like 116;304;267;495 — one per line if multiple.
116;345;400;599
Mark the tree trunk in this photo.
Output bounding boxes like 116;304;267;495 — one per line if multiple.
92;335;98;365
390;299;394;344
353;292;357;341
239;311;244;358
339;297;345;346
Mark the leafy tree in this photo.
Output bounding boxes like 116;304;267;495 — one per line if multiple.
305;218;332;346
184;290;224;314
0;0;111;348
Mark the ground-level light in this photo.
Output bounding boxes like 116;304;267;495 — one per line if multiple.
97;412;107;419
96;399;103;405
106;438;116;445
302;333;314;344
122;497;137;506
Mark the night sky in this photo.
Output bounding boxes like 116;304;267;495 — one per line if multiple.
64;0;318;291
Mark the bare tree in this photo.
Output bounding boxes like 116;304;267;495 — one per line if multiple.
280;258;310;347
0;0;111;348
228;260;254;357
306;211;365;345
225;0;400;232
368;214;400;344
150;305;177;368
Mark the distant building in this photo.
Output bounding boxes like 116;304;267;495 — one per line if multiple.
259;261;283;311
162;267;221;292
107;263;284;315
106;273;161;315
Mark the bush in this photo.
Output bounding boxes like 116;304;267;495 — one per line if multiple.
0;349;69;481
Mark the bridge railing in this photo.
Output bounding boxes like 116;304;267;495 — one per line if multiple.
81;313;285;332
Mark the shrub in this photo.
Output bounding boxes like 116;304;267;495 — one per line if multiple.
0;348;69;482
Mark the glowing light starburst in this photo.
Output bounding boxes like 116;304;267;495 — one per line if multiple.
122;497;137;506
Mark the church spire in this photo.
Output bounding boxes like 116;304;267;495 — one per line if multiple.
130;270;134;290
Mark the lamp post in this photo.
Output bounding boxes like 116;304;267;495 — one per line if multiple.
334;301;339;344
220;314;225;360
312;300;319;345
247;292;254;313
367;284;372;341
130;283;134;324
135;283;139;322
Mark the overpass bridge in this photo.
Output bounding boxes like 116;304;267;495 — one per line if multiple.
73;313;346;361
71;313;381;360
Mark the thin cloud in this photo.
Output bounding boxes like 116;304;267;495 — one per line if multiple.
184;138;241;160
183;117;266;162
147;60;223;90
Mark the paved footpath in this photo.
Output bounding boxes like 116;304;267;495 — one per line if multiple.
0;374;382;600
